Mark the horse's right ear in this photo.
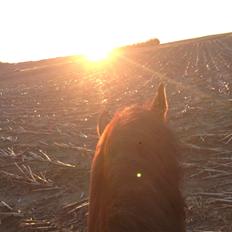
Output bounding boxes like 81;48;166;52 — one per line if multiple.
97;110;111;137
150;83;168;119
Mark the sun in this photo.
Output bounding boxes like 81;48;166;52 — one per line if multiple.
82;47;112;62
84;50;110;62
77;43;120;65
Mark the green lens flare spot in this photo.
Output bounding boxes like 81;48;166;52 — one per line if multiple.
137;172;142;178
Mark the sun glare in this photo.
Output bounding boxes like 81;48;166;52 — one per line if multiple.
77;48;120;68
84;50;109;62
81;47;113;62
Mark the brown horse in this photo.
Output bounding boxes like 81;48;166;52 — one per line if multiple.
88;84;185;232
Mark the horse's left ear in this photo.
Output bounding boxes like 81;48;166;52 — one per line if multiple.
150;83;168;119
97;110;111;137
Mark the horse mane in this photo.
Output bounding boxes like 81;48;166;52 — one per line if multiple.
88;95;185;232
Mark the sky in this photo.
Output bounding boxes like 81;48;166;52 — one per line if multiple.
0;0;231;63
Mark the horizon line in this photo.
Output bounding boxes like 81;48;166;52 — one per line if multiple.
1;31;231;64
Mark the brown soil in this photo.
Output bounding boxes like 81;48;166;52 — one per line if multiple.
0;33;232;231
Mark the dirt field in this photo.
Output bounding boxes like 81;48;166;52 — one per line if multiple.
0;33;232;231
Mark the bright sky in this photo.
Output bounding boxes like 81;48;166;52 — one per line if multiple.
0;0;231;62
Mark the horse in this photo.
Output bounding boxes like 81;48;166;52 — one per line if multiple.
88;83;185;232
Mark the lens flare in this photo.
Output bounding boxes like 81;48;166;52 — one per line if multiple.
82;47;112;62
137;172;142;178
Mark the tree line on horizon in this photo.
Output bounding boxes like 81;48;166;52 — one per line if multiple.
117;38;160;51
